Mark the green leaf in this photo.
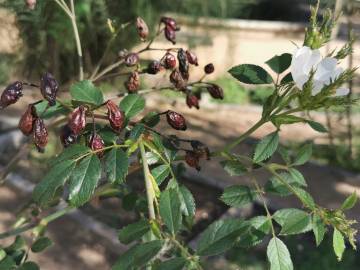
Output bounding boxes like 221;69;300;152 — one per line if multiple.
17;262;40;270
220;185;258;207
0;249;6;261
68;155;102;207
50;144;90;166
293;187;316;209
333;228;345;261
288;168;307;187
118;219;150;244
159;189;182;234
253;131;279;163
154;257;187;270
312;214;326;246
33;160;76;206
142;112;160;127
266;53;292;74
237;216;271;248
281;72;293;84
105;148;129;184
271;115;305;128
293;143;312;166
70;80;104;106
151;165;170;185
229;64;273;84
178;185;196;217
112;240;163;270
0;256;15;270
265;173;300;196
119;94;145;119
267;237;293;270
278;146;291;164
341;192;358;210
197;219;248;256
34;100;68;119
129;123;145;141
220;160;247;176
274;208;312;235
31;237;53;253
307;120;328;133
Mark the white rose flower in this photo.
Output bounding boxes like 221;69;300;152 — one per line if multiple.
290;46;349;96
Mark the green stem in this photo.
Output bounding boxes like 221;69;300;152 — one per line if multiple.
170;237;203;270
139;139;156;220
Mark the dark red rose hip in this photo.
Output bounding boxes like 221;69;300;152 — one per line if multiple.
190;140;210;160
125;71;140;93
0;81;23;109
160;17;179;31
204;63;214;74
186;50;198;66
68;106;86;135
163;52;176;69
177;49;189;80
33;118;48;152
186;94;199;109
124;53;139;67
106;100;125;131
164;26;176;45
60;124;77;147
136;17;149;40
207;84;224;99
18;104;37;136
185;151;201;171
40;72;59;106
88;133;105;156
166;110;187;131
147;60;162;75
170;69;186;90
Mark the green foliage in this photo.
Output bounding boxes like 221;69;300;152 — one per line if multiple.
105;148;129;183
274;209;312;235
333;228;345;261
118;219;150;244
119;94;146;119
312;214;326;246
159;188;182;235
229;64;273;85
266;53;292;74
341;192;358;211
292;144;313;166
70;80;104;106
267;237;293;270
253;131;279;163
31;237;53;253
153;257;187;270
220;160;247;176
220;185;258;207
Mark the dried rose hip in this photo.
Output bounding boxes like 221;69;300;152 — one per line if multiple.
88;133;105;156
191;140;210;160
186;94;199;109
18;104;37;136
136;17;149;40
40;72;59;106
186;50;198;66
124;53;139;67
166;110;187;131
26;0;36;9
147;60;162;75
177;49;189;80
0;81;23;109
160;17;179;31
33;118;48;152
125;71;140;93
170;69;186;90
207;84;224;99
164;26;176;45
185;151;201;171
163;52;176;69
60;124;77;147
204;63;214;74
68;106;86;135
106;100;125;131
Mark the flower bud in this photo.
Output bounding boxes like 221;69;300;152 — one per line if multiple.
186;94;199;109
88;133;105;157
124;53;139;67
163;53;176;69
186;50;198;66
164;26;176;45
160;17;179;31
0;81;23;109
25;0;36;9
147;60;162;75
185;151;201;171
40;72;59;106
60;124;77;147
136;17;149;40
170;69;186;90
204;63;214;74
106;100;125;131
33;118;48;152
190;140;210;160
125;71;140;93
207;84;224;99
177;49;189;80
166;110;187;131
18;104;37;136
68;106;86;135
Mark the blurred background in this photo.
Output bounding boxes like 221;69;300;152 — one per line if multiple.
0;0;360;269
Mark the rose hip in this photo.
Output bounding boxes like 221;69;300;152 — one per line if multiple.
136;17;149;40
124;53;139;67
207;84;224;99
185;151;201;171
18;104;37;136
170;69;186;90
33;118;48;152
88;133;105;156
163;52;176;69
177;49;189;80
60;124;77;147
186;50;198;66
147;60;162;75
186;94;200;109
125;71;140;93
106;100;125;131
164;26;176;45
0;81;23;109
68;106;86;135
40;72;59;106
204;63;214;74
166;110;187;131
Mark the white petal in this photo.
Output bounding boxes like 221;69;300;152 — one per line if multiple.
314;57;337;84
335;87;349;96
